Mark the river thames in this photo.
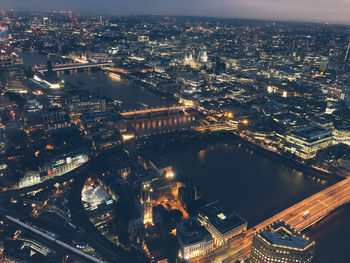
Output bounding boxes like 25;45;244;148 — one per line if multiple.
19;50;350;263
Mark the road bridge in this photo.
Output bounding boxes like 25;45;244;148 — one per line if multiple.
191;178;350;263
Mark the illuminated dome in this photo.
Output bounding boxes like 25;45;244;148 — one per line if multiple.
198;49;208;63
82;185;109;207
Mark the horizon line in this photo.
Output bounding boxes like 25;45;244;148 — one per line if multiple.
4;8;350;27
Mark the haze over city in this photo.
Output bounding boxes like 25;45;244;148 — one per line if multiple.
3;0;350;24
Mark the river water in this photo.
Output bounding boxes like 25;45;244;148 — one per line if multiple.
18;50;170;111
19;50;349;263
59;71;170;111
143;137;329;225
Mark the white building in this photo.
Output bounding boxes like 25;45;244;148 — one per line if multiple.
19;171;41;188
177;218;214;260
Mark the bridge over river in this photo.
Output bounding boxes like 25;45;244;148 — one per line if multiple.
191;177;350;263
33;62;113;72
120;106;194;117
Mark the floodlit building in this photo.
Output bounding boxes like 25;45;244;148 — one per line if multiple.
19;171;41;188
141;182;153;225
284;125;333;159
333;126;350;146
197;49;208;63
198;201;247;246
44;149;89;178
177;218;214;260
250;221;315;263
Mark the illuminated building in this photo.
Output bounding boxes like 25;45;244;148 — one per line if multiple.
88;52;109;62
44;150;89;178
141;183;153;225
250;221;315;263
177;218;214;260
32;75;61;89
183;53;193;64
0;24;8;42
19;171;41;188
198;201;247;246
140;174;178;205
67;97;115;115
333;126;350;146
118;166;131;181
344;43;350;63
284;125;333;160
149;159;174;178
82;184;112;211
138;35;149;42
197;49;208;63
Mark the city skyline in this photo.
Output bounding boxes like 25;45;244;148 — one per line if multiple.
1;6;350;263
3;0;350;25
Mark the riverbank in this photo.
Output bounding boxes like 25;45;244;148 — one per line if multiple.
103;69;176;99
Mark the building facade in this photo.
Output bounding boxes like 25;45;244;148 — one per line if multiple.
336;156;350;177
284;125;333;159
250;221;315;263
177;218;214;260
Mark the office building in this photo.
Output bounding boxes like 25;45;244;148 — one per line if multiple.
250;221;315;263
177;218;214;260
44;149;89;178
198;201;247;246
284;125;333;159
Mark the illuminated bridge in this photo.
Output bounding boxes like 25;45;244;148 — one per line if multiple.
120;106;195;117
191;178;350;263
33;62;113;72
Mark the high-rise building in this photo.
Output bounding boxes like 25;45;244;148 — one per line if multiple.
250;221;315;263
47;60;53;76
344;43;350;63
284;125;333;159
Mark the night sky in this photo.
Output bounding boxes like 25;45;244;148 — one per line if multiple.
3;0;350;24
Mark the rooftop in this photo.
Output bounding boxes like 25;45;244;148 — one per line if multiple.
177;218;213;246
291;125;332;141
259;221;313;250
199;201;246;235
